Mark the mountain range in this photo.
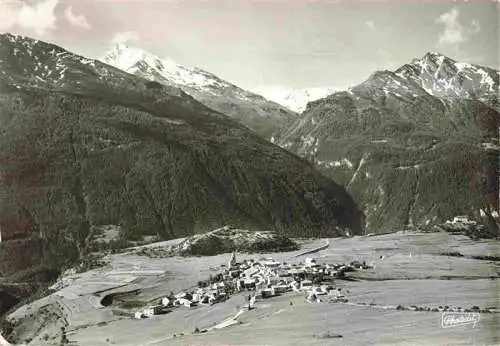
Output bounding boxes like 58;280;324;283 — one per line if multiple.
101;44;297;138
0;33;362;281
278;52;499;231
0;33;499;315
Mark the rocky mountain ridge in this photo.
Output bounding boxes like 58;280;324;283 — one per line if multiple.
277;52;499;232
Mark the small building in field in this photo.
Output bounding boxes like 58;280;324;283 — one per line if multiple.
208;294;218;304
262;258;281;268
305;257;316;267
311;286;327;296
175;292;192;300
300;280;313;290
452;216;476;224
260;287;276;298
290;281;301;292
272;284;290;294
143;306;161;317
161;297;171;307
243;267;259;278
243;278;256;290
229;270;241;278
446;215;476;225
179;298;195;307
199;295;210;304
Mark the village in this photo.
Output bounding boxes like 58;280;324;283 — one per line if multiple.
3;229;498;346
134;253;372;319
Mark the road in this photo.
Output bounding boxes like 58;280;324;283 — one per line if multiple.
207;309;244;331
294;240;330;257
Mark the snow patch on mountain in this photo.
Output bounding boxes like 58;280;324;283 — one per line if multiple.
101;44;302;107
251;86;340;112
99;43;297;138
102;44;228;91
317;158;355;169
395;52;499;100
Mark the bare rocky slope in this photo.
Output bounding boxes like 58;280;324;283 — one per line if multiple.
0;34;362;284
278;52;499;232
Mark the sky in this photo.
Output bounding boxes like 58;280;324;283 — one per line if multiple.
0;0;499;90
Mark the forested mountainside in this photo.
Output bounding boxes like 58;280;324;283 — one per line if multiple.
278;52;499;232
0;34;362;279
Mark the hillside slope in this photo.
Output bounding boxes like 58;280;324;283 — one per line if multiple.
0;34;361;277
278;52;499;232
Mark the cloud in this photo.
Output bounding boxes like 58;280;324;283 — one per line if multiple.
365;21;375;31
436;7;464;45
0;0;58;36
111;31;140;46
64;5;91;29
436;7;481;46
471;20;481;34
0;1;21;32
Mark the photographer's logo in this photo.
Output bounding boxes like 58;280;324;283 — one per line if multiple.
441;312;480;328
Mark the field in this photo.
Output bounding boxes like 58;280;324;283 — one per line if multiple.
7;231;499;346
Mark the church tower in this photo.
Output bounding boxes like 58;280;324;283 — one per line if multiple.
228;252;237;268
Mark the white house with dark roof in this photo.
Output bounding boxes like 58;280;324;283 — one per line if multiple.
262;257;281;267
300;279;313;290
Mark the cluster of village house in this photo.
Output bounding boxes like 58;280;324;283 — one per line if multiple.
135;253;371;319
445;215;477;226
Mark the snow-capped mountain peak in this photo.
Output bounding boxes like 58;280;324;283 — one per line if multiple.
394;52;499;99
252;86;340;113
102;43;176;72
100;43;297;138
101;44;215;88
101;44;269;97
